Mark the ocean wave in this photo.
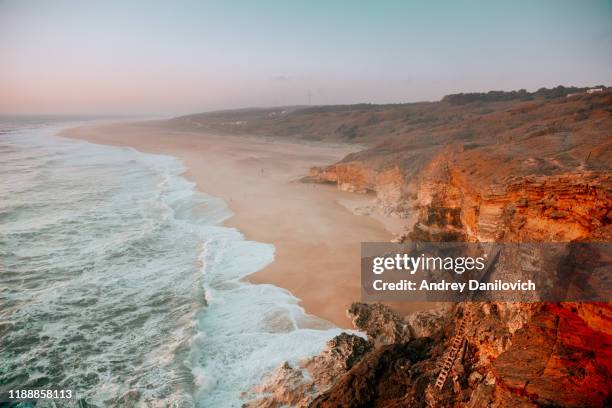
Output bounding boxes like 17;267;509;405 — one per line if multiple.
0;120;341;408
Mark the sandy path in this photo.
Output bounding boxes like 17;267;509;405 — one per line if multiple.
63;122;394;327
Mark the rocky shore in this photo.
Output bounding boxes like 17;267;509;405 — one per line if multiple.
246;299;610;407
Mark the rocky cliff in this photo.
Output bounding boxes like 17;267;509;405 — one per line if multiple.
244;89;611;407
306;91;611;243
247;301;611;408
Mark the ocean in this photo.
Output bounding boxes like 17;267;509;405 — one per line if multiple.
0;118;343;407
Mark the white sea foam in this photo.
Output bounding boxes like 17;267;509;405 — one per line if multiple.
0;119;345;408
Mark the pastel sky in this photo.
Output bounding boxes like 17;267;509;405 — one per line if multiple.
1;0;610;115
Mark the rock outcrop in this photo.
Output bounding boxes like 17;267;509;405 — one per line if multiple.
347;302;410;346
303;302;611;408
310;338;437;408
245;361;314;408
405;305;452;338
245;332;373;408
302;332;373;390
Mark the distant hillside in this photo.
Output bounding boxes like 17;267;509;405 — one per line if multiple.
164;86;610;148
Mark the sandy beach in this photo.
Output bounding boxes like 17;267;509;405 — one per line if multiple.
63;122;398;327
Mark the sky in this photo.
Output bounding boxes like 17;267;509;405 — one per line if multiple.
1;0;611;115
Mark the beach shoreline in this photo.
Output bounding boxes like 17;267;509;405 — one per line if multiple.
63;121;404;327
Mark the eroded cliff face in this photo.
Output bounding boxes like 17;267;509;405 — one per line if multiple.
309;164;404;198
403;155;611;406
308;151;611;244
416;170;610;245
306;92;612;244
301;160;612;406
308;164;412;221
247;92;611;407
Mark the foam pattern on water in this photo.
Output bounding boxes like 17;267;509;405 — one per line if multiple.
0;120;343;408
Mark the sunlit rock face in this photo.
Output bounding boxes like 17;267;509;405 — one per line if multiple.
492;303;612;408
